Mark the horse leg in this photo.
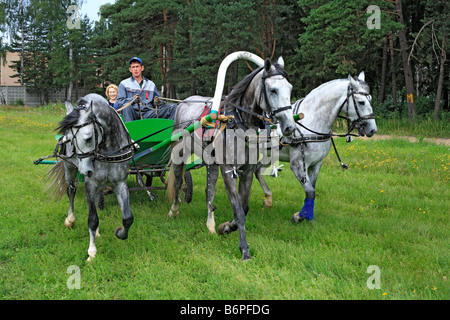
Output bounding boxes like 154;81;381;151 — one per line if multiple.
205;164;219;234
167;163;186;218
217;166;251;261
85;181;100;261
290;159;316;223
64;165;78;228
254;163;272;207
113;181;134;240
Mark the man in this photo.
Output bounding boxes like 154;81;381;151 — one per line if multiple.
117;57;177;122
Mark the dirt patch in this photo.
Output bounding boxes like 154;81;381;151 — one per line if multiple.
359;134;450;146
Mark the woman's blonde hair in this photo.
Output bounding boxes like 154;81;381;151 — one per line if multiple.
105;84;119;99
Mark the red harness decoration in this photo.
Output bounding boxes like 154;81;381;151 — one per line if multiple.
195;104;222;141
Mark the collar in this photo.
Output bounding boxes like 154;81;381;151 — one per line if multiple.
130;76;147;84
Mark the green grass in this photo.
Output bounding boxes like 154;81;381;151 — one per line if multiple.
0;104;448;300
333;112;450;139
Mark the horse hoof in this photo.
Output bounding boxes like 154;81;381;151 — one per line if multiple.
218;222;237;235
168;209;179;218
218;222;231;235
291;212;315;224
291;212;305;223
87;251;96;262
64;216;75;228
206;222;216;234
115;227;128;240
263;199;272;207
263;195;272;207
241;254;252;261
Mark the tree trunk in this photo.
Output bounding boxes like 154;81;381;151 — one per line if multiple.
378;37;388;105
67;42;73;101
187;0;196;95
389;35;397;112
434;34;446;121
20;0;24;85
395;0;416;122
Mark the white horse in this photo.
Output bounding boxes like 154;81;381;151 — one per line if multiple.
255;72;378;221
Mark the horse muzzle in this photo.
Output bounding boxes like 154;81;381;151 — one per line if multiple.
78;157;95;178
358;121;377;138
272;106;296;136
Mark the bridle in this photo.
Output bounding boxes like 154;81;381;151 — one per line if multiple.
294;81;375;140
261;69;292;123
56;105;134;163
229;65;292;128
70;111;103;160
338;82;375;134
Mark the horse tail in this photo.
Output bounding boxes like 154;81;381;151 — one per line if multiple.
166;161;186;202
45;160;67;200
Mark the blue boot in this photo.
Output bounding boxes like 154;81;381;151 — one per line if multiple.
299;198;315;221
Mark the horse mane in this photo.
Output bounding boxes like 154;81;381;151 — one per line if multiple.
224;66;264;108
308;78;370;100
56;95;116;135
56;107;81;134
223;60;290;110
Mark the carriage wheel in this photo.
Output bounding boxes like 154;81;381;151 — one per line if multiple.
183;171;193;203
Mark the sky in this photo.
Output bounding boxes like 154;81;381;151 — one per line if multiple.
80;0;116;22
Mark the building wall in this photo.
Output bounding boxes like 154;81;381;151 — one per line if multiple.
0;52;88;106
0;52;21;86
0;85;88;106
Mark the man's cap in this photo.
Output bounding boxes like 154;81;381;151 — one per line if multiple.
129;57;142;65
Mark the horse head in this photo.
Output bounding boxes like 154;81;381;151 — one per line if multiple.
261;57;296;136
346;72;377;137
58;98;103;178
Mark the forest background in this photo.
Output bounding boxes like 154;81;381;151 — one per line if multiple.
0;0;448;122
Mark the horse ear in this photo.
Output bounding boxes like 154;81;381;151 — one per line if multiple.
358;71;365;82
277;56;285;68
264;57;271;72
348;74;357;87
81;100;93;117
87;101;93;114
64;100;74;115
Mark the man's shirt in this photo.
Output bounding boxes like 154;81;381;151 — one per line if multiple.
117;76;160;111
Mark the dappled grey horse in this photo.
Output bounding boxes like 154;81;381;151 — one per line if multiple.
166;57;296;260
47;94;135;261
255;72;378;222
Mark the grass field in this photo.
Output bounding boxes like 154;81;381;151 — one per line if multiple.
0;104;448;300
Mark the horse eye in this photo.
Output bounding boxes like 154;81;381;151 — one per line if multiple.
358;101;365;105
85;137;93;143
270;89;277;95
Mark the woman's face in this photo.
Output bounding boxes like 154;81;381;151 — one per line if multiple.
108;88;117;101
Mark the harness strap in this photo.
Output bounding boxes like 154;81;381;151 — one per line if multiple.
232;104;273;123
270;105;292;116
95;150;134;163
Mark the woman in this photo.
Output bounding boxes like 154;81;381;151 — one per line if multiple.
105;84;119;112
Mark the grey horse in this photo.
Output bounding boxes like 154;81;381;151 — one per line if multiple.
166;57;296;260
47;94;135;261
255;72;378;222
